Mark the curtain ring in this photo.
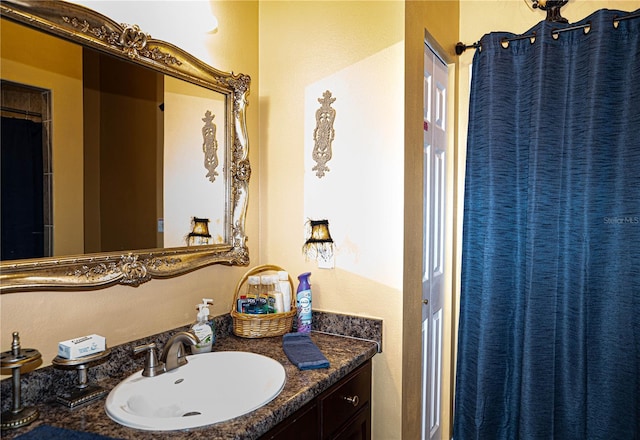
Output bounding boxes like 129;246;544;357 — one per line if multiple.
500;37;510;49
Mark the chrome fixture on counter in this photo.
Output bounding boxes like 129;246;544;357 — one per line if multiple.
134;331;199;377
160;332;200;371
51;347;112;408
0;332;41;429
133;342;165;377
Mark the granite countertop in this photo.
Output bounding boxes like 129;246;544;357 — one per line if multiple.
1;313;380;440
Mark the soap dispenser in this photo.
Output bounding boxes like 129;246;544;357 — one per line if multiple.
191;298;215;354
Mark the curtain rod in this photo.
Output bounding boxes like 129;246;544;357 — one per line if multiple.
455;11;640;55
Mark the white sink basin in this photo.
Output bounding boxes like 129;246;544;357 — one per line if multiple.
105;351;286;431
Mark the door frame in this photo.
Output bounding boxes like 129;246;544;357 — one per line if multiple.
402;26;457;440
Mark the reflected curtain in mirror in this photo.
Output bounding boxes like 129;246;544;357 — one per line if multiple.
1;117;44;260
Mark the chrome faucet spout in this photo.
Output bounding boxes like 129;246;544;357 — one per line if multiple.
159;331;200;372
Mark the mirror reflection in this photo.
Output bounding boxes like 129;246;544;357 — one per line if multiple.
0;0;250;291
1;18;228;261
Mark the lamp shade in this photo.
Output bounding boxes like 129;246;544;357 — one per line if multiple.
187;217;211;246
306;219;333;243
303;219;334;262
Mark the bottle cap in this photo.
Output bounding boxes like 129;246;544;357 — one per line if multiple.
198;298;212;317
196;304;206;320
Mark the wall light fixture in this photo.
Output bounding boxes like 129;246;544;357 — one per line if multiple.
187;217;211;246
303;219;334;268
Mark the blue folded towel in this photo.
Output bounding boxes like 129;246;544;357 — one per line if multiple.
282;332;330;370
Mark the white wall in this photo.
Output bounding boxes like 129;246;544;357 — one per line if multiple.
304;43;404;290
164;77;228;247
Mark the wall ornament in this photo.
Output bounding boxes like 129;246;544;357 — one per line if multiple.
202;110;219;182
312;90;336;178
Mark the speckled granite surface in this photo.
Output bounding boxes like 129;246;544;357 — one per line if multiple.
1;312;381;440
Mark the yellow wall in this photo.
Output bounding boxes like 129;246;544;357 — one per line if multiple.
1;19;85;256
0;0;259;376
258;2;405;438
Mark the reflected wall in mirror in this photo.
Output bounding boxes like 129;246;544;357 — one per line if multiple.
0;0;251;292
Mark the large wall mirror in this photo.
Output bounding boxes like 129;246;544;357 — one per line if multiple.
0;0;251;292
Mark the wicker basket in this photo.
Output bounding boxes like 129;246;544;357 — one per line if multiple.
231;264;296;338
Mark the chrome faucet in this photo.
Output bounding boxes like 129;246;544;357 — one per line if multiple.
159;331;199;372
133;342;164;377
133;331;199;377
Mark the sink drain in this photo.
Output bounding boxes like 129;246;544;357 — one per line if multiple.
182;411;202;417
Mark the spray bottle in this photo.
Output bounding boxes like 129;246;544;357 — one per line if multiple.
296;272;312;333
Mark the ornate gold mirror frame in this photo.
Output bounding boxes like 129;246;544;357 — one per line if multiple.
0;0;251;292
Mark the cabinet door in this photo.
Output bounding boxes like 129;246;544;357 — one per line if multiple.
330;407;370;440
261;360;372;440
320;362;372;438
261;402;318;440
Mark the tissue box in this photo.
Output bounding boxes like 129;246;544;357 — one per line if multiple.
57;334;106;359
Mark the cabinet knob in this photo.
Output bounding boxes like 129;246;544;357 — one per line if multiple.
343;395;359;407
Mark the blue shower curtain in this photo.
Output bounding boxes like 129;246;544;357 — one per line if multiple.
455;9;640;440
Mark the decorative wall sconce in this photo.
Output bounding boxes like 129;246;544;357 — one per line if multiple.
303;219;334;267
202;110;219;182
187;217;211;246
312;90;336;178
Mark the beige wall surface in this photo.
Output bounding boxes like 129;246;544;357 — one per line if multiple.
0;1;259;375
258;2;404;438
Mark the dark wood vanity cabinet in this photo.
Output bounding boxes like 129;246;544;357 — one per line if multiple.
262;360;372;440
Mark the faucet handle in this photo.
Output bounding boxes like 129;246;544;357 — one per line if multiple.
133;342;164;377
